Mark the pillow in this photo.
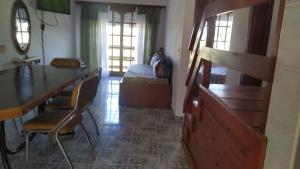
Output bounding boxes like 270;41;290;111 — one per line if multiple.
153;57;172;79
149;48;165;65
150;54;160;66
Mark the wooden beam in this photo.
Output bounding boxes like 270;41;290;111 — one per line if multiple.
201;47;276;82
206;0;271;17
189;0;205;50
190;3;206;55
269;0;285;58
200;16;216;88
0;45;5;53
184;16;215;112
185;3;207;86
189;19;201;51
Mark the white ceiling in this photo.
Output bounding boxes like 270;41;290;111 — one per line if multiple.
75;0;169;6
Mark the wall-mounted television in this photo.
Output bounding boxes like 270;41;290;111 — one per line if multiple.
37;0;70;15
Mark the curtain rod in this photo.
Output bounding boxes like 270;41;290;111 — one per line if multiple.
75;1;166;9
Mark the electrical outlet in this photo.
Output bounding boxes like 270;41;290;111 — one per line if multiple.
0;45;5;53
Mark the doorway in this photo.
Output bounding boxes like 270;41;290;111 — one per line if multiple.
107;10;138;75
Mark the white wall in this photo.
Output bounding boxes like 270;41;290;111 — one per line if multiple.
265;1;300;169
226;8;251;85
75;4;82;58
76;0;168;6
0;0;78;69
0;0;41;69
164;0;195;116
42;8;77;63
156;9;166;49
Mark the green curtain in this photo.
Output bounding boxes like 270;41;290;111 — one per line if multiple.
138;7;161;64
81;3;108;71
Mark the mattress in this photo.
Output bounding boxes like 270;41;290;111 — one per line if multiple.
211;67;227;83
211;66;227;75
197;66;227;84
122;64;169;85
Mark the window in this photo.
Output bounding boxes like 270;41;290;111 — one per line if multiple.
214;12;233;50
107;11;138;74
199;12;233;51
198;12;233;81
199;22;207;48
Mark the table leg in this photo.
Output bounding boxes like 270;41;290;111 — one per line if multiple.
0;121;12;169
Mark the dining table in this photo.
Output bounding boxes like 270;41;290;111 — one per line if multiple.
0;64;85;169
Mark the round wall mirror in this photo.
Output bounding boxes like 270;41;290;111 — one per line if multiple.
11;0;31;55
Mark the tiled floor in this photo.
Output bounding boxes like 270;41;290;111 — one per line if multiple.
2;77;189;169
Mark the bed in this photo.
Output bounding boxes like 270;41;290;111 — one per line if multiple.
197;66;227;84
182;47;275;169
119;64;172;108
181;0;284;167
183;84;268;169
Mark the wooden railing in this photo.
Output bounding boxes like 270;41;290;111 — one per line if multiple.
201;47;276;82
205;0;270;17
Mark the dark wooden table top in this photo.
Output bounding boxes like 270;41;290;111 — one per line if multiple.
0;65;84;121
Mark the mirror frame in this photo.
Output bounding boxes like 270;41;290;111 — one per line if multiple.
11;0;31;55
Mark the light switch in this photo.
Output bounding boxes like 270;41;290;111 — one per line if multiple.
0;45;6;53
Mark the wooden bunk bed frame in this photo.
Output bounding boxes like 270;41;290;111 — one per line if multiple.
182;0;286;169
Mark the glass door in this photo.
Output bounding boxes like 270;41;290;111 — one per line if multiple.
107;11;137;75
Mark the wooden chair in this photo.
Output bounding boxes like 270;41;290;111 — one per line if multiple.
24;75;99;169
50;58;83;97
50;58;81;69
45;71;101;135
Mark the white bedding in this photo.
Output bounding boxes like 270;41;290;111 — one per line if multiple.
122;64;169;85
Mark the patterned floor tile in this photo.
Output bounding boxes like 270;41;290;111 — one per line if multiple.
1;77;189;169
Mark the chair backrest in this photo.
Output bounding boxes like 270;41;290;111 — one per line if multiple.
70;83;81;109
51;58;81;69
54;81;82;132
76;74;99;113
53;74;99;132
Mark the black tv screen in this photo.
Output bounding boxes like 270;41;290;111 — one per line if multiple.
37;0;70;14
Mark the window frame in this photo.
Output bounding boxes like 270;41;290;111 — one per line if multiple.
107;11;137;74
199;12;233;51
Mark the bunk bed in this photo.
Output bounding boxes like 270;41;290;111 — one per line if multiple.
182;0;285;169
182;48;275;169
